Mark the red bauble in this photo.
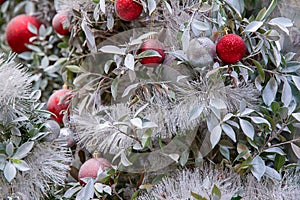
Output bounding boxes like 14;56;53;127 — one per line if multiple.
47;89;72;124
216;34;246;64
52;12;70;35
78;158;111;185
137;39;165;67
6;14;42;53
115;0;143;21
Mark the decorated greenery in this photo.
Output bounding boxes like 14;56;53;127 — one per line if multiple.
0;0;300;199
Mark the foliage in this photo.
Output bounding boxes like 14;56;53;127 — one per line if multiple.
0;0;300;199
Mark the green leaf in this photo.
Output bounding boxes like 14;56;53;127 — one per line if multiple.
179;150;189;167
265;166;281;180
281;62;300;73
189;104;204;121
28;23;37;34
122;83;139;97
120;151;133;167
130;118;143;129
281;79;292;106
256;7;266;21
212;184;222;199
250;117;271;130
291;143;300;159
210;125;222;148
65;65;84;73
251;156;266;181
220;145;230;160
292;113;300;122
191;191;207;200
239;118;255;140
100;0;106;13
250;59;265;82
292;76;300;91
14;141;34;159
63;187;81;198
111;76;119;100
131;190;140;200
269;17;293;28
264;147;285;155
244;21;264;32
263;77;278;106
125;53;135;71
274;154;286;171
221;124;236;142
13;160;31;171
163;0;172;14
147;0;156;15
135;50;162;59
99;45;126;55
259;0;277;21
4;162;16;182
168;154;180;162
6;142;14;157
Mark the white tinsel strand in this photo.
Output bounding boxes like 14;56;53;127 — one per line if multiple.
242;172;300;200
74;104;137;154
0;141;72;199
138;166;240;200
0;61;31;107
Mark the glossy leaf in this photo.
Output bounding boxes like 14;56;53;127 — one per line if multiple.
262;77;278;106
239;118;255;140
210;125;222;148
4;162;16;182
251;156;266;181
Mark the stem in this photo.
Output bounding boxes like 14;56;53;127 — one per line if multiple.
270;137;300;148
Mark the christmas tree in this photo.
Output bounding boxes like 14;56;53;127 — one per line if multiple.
0;0;300;199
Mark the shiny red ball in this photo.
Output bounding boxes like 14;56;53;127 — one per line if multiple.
52;13;70;35
115;0;143;21
78;158;111;185
216;34;246;64
6;14;42;53
137;39;165;67
47;89;71;124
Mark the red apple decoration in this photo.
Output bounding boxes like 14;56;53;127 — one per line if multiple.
6;14;42;53
78;157;111;185
52;12;70;35
47;89;72;124
216;34;246;64
115;0;143;21
137;39;165;67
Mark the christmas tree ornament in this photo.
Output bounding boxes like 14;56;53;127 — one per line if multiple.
43;120;61;142
78;157;111;185
59;127;76;147
216;34;246;64
47;89;72;124
6;14;42;53
52;12;70;35
137;38;165;67
115;0;143;21
186;37;216;68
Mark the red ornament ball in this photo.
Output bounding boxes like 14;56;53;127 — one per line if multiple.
115;0;143;21
52;12;70;35
78;158;111;185
47;89;72;124
6;14;42;53
216;34;246;64
137;39;165;67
